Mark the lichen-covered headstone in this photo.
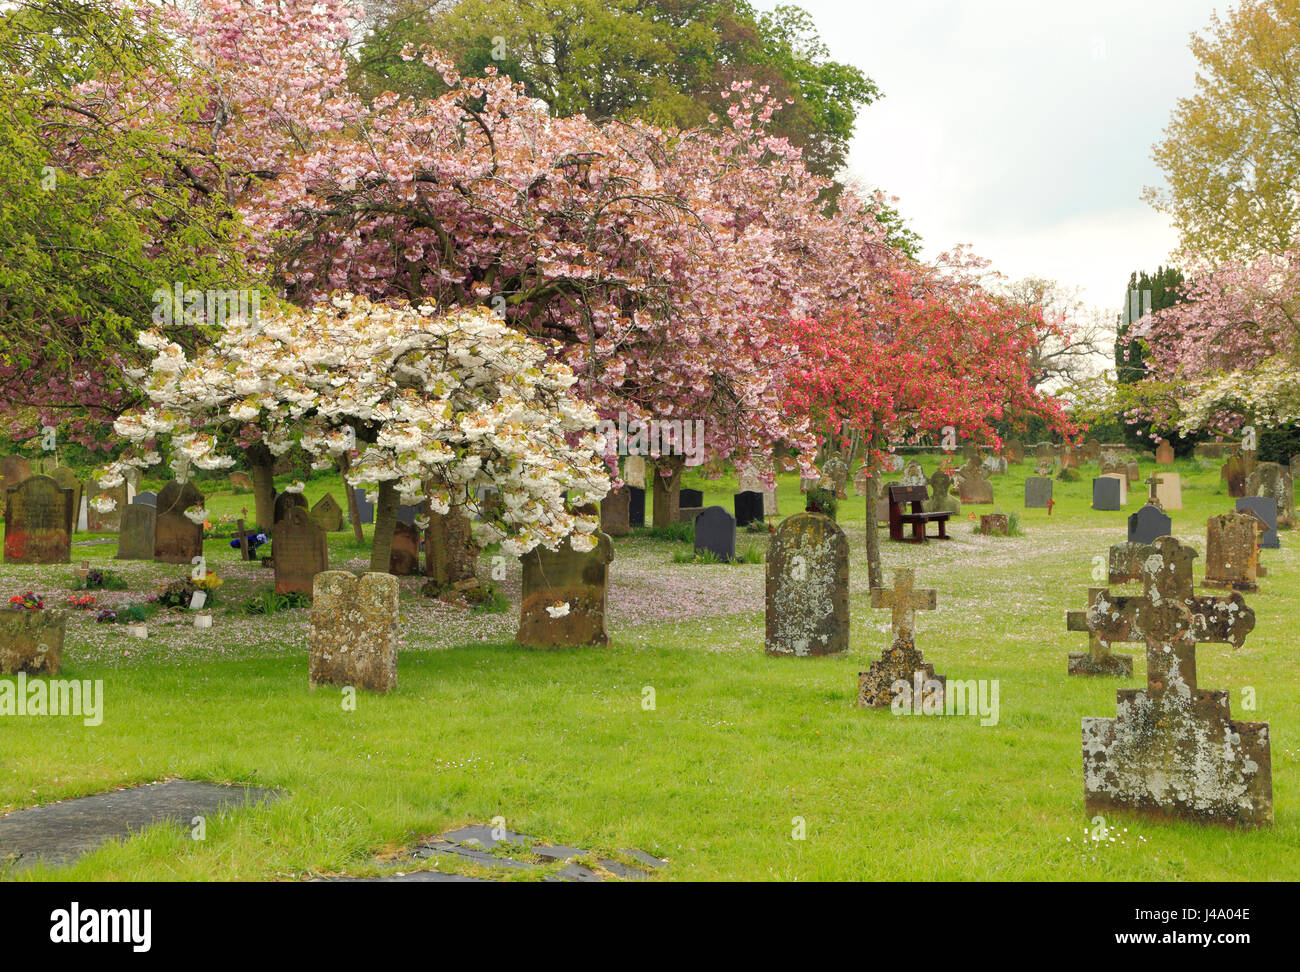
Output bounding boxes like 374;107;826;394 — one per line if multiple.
1220;455;1246;498
979;513;1009;536
273;506;329;595
765;512;847;657
1082;536;1270;827
309;571;398;693
4;475;73;564
821;456;848;499
48;466;83;535
517;532;614;648
115;501;156;561
1244;462;1294;528
900;460;926;487
153;480;204;565
310;493;344;533
858;569;943;708
273;490;308;525
923;470;959;515
1204;512;1263;592
0;608;65;675
955;459;994;504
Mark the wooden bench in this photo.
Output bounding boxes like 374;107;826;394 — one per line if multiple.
887;484;952;543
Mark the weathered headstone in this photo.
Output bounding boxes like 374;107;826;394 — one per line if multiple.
229;470;254;490
351;487;374;525
1220;455;1246;498
623;454;646;489
517;532;615;648
1082;536;1270;827
900;460;926;487
1004;440;1024;464
1244;462;1294;528
1236;497;1279;549
955;460;993;504
274;490;308;524
694;506;736;561
1024;477;1053;509
86;477;128;533
765;512;847;657
1195;440;1237;460
115;502;157;561
309;493;344;532
273;506;329;596
852;463;871;497
600;487;631;537
153;480;204;565
1092;476;1121;511
736;463;764;493
923;470;959;515
4;476;73;564
981;456;1007;476
821;456;849;499
1127;504;1172;545
389;520;421;575
858;569;944;709
1124;459;1141;486
0;607;65;675
1099;450;1125;477
1106;541;1149;585
0;455;32;497
734;491;764;528
874;480;899;524
48;466;83;534
309;571;399;693
1155;439;1175;465
1154;472;1183;511
1204;512;1264;592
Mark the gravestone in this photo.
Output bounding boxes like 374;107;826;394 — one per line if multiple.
858;569;943;708
694;506;736;561
955;460;993;504
274;490;308;524
4;475;73;564
1153;473;1183;510
1066;582;1137;678
0;455;32;496
900;460;926;487
600;487;631;537
310;493;344;532
1092;477;1121;511
676;506;704;525
628;487;646;527
762;483;778;517
1195;440;1237;460
979;513;1009;536
1127;505;1172;545
853;464;871;497
154;480;204;564
1124;460;1141;486
395;502;423;526
135;490;157;508
736;463;764;493
351;487;374;525
1082;537;1270;827
1004;440;1024;464
821;456;849;499
1060;444;1078;470
115;502;157;561
923;470;959;515
1205;512;1264;592
1106;541;1150;585
875;480;900;524
1099;450;1125;477
389;520;421;574
517;532;615;648
734;491;764;528
1024;477;1053;509
0;607;65;674
1236;497;1279;549
1155;439;1175;465
1244;462;1294;528
309;571;399;693
1081;440;1102;463
982;456;1007;476
624;455;646;489
679;488;704;508
765;513;848;657
273;507;329;596
229;470;254;490
1220;455;1246;498
76;495;89;533
86;478;127;533
48;466;83;534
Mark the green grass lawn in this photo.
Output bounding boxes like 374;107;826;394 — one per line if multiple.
3;455;1299;880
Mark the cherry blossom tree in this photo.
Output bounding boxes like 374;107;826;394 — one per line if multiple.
97;295;612;573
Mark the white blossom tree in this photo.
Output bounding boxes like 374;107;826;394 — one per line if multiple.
98;294;612;572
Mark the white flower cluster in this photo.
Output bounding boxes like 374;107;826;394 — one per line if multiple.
100;295;611;552
1180;357;1300;431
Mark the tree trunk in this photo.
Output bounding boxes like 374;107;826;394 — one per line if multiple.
424;504;480;587
245;442;276;535
864;458;883;591
369;480;400;573
652;455;685;528
340;453;364;543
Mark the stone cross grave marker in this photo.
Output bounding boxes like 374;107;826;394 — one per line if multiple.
857;569;944;709
4;475;74;564
1143;474;1164;511
694;506;736;561
1082;536;1270;827
309;571;399;693
764;512;848;657
273;506;329;595
517;531;615;648
955;459;994;504
154;480;204;564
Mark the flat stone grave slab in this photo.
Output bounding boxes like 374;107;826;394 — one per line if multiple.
0;780;282;871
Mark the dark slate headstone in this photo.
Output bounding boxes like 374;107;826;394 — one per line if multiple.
1024;477;1052;509
396;502;423;526
135;490;157;508
154;480;204;564
115;502;157;561
734;490;764;527
352;486;374;525
273;506;329;595
3;475;73;564
1127;504;1172;545
1236;497;1279;549
1092;477;1122;511
627;486;645;527
693;506;736;561
273;490;308;524
679;488;703;508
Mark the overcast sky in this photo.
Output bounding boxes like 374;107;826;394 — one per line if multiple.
755;0;1223;316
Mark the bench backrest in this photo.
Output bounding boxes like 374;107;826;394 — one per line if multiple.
888;484;929;505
